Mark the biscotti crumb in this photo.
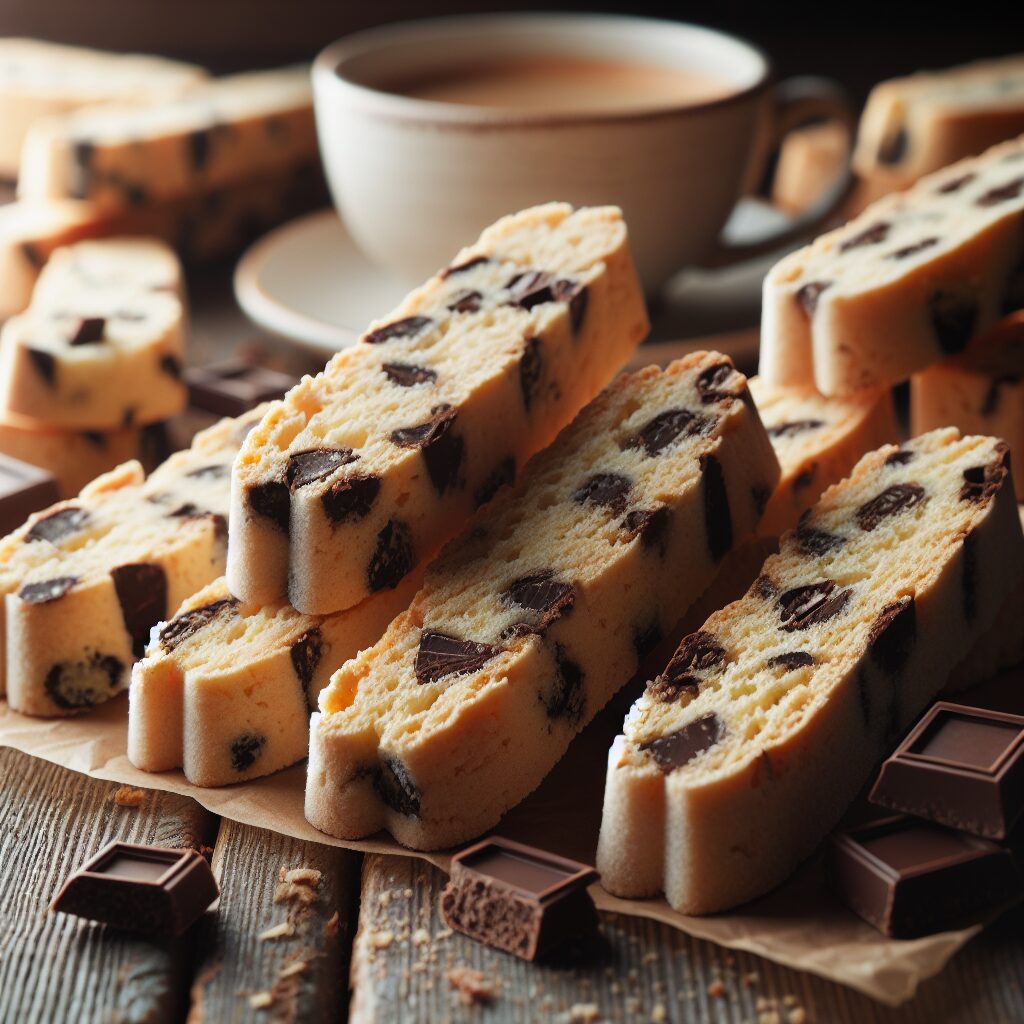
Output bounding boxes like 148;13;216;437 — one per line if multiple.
112;785;145;807
278;960;307;979
706;980;726;998
446;967;493;1005
274;867;322;907
279;866;322;886
249;991;274;1009
370;930;394;949
324;911;339;938
568;1004;600;1023
258;921;294;941
412;928;431;945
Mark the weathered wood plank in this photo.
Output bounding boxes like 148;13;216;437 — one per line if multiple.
188;817;360;1023
0;746;218;1024
350;853;1024;1024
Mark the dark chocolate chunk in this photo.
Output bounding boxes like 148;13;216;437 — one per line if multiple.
291;628;323;702
767;651;815;671
929;290;978;354
887;237;939;260
373;756;421;817
501;570;576;631
778;581;851;631
959;444;1010;504
70;140;94;198
937;173;975;194
51;841;219;936
69;317;106;346
867;595;916;674
122;407;137;429
159;354;183;380
795;512;845;556
286;447;358;490
877;126;908;165
441;255;489;279
695;361;737;403
382;362;437;387
622;506;671;551
754;574;779;599
247;479;290;533
26;506;89;544
111;563;168;659
796;280;831;315
700;453;731;562
640;713;724;771
572;472;632;512
751;485;771;518
506;270;555;311
390;404;464;494
519;337;543;411
230;733;266;772
415;630;498;685
159;597;238;653
976;176;1024;207
363;315;433;345
633;620;663;662
627;408;716;456
185;359;298;417
367;519;414;591
447;289;482;313
20;242;44;270
563;283;588;333
792;465;817;493
27;348;56;386
474;457;515;509
322;474;381;524
885;450;915;467
188;129;210;171
541;644;585;722
767;418;825;439
839;221;890;252
856;483;927;531
185;463;230;480
43;653;123;710
19;575;77;604
651;630;725;702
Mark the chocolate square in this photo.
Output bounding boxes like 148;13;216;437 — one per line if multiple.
185;359;297;417
0;453;59;536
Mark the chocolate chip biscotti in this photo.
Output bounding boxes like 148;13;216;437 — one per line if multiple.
597;428;1024;914
305;352;781;850
129;570;419;786
228;203;649;614
760;135;1024;395
2;409;260;716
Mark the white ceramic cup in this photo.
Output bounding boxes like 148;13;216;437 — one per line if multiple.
313;13;852;292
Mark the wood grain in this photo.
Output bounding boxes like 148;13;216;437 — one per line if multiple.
188;817;360;1024
351;853;1024;1024
0;746;217;1024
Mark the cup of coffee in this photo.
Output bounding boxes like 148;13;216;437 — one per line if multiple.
313;13;852;292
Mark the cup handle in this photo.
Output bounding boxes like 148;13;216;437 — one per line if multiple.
700;75;857;269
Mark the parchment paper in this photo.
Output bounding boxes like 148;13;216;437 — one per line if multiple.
1;671;997;1009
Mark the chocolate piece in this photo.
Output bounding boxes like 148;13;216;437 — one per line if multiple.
111;563;168;658
960;445;1010;505
633;620;663;662
27;348;56;386
856;483;926;531
381;363;437;387
627;409;715;456
447;289;482;313
867;595;916;674
363;316;432;345
885;450;915;467
188;129;210;170
651;630;725;702
390;405;464;494
322;474;380;524
415;630;498;685
286;448;358;490
506;270;555;311
373;756;421;816
767;419;825;439
231;733;265;771
778;581;851;631
768;651;814;670
622;506;671;551
0;456;60;537
519;337;543;411
840;221;891;252
247;479;290;533
69;317;106;346
52;841;218;935
888;237;939;260
440;836;599;961
159;354;183;380
19;576;77;604
442;255;489;278
474;457;515;509
870;701;1024;839
543;645;585;722
185;359;298;417
938;173;975;194
695;362;735;402
877;126;908;165
828;814;1021;938
700;453;731;562
501;570;576;630
44;653;123;710
796;280;830;315
795;514;845;556
928;291;978;354
367;519;413;591
640;713;724;770
291;628;323;703
572;472;631;511
976;176;1024;207
159;597;238;652
26;506;90;544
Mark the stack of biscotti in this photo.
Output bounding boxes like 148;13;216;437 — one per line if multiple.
0;237;183;493
0;407;262;716
305;353;780;849
598;429;1024;913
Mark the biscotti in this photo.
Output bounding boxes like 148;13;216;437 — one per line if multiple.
19;66;315;209
912;316;1024;501
760;135;1024;395
1;409;260;715
129;571;418;786
855;55;1024;196
0;38;206;178
597;428;1024;914
0;237;187;429
228;203;649;614
305;352;781;850
772;123;850;215
750;377;898;536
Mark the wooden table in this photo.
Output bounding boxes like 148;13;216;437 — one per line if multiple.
2;261;1023;1024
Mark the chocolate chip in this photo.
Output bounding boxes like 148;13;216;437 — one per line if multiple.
795;512;845;556
960;444;1010;504
885;450;915;467
573;472;632;512
382;363;437;387
69;317;105;346
363;316;433;345
622;506;671;551
856;483;926;531
554;279;587;332
185;463;230;480
291;628;323;703
929;290;977;354
441;255;489;279
188;129;210;171
541;644;585;721
28;348;56;386
695;362;738;403
751;486;771;518
519;337;543;411
111;563;167;658
839;221;890;252
231;733;266;772
43;653;123;710
867;595;916;674
474;457;515;509
651;630;725;702
26;507;89;544
700;454;731;562
501;570;576;636
20;242;44;269
877;125;907;166
159;353;183;380
247;479;290;533
322;474;381;524
415;630;498;684
447;289;482;313
287;447;358;490
373;757;421;816
792;466;816;493
633;620;663;662
390;405;464;495
70;140;94;198
767;651;814;670
766;419;825;440
887;237;939;260
754;574;779;599
122;407;137;428
506;270;554;311
19;576;77;604
640;713;723;771
976;176;1024;207
778;581;851;631
159;597;238;652
367;519;413;591
937;173;975;194
796;280;830;315
627;409;716;456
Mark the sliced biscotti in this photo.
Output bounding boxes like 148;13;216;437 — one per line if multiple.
750;377;898;536
912;315;1024;501
129;570;418;786
760;135;1024;395
19;66;314;208
228;203;649;614
305;353;781;850
597;428;1024;914
2;409;260;716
